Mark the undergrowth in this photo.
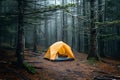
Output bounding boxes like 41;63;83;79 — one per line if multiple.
87;58;98;65
23;62;36;74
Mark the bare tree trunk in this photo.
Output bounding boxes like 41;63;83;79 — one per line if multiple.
72;16;75;48
44;0;48;47
16;0;24;67
80;0;85;52
76;0;80;51
87;0;98;60
33;25;37;52
33;0;37;52
55;0;58;41
62;0;65;41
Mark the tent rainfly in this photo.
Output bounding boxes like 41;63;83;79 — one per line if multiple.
44;41;75;61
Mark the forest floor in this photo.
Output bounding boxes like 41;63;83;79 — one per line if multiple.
0;49;120;80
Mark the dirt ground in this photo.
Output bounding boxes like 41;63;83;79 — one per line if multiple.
0;49;120;80
24;51;120;80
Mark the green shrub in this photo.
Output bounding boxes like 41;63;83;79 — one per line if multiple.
87;58;97;65
23;62;36;74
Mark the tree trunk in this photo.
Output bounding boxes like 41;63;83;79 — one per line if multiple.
44;0;48;47
62;0;65;42
33;26;37;52
72;16;75;48
33;0;37;52
55;0;58;41
87;0;98;60
16;0;24;67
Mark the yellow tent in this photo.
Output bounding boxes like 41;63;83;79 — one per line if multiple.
44;41;75;61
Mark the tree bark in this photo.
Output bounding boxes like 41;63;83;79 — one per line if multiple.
33;25;37;52
87;0;98;60
62;0;66;42
55;0;58;41
16;0;24;67
44;0;48;47
33;0;37;52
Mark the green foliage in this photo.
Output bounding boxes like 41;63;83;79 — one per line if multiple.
95;20;120;26
87;58;98;65
64;9;71;13
23;62;36;74
48;5;57;10
30;3;76;13
100;34;120;41
47;3;76;10
106;0;120;20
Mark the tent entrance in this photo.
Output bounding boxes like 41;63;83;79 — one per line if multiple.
54;53;74;61
58;53;68;57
